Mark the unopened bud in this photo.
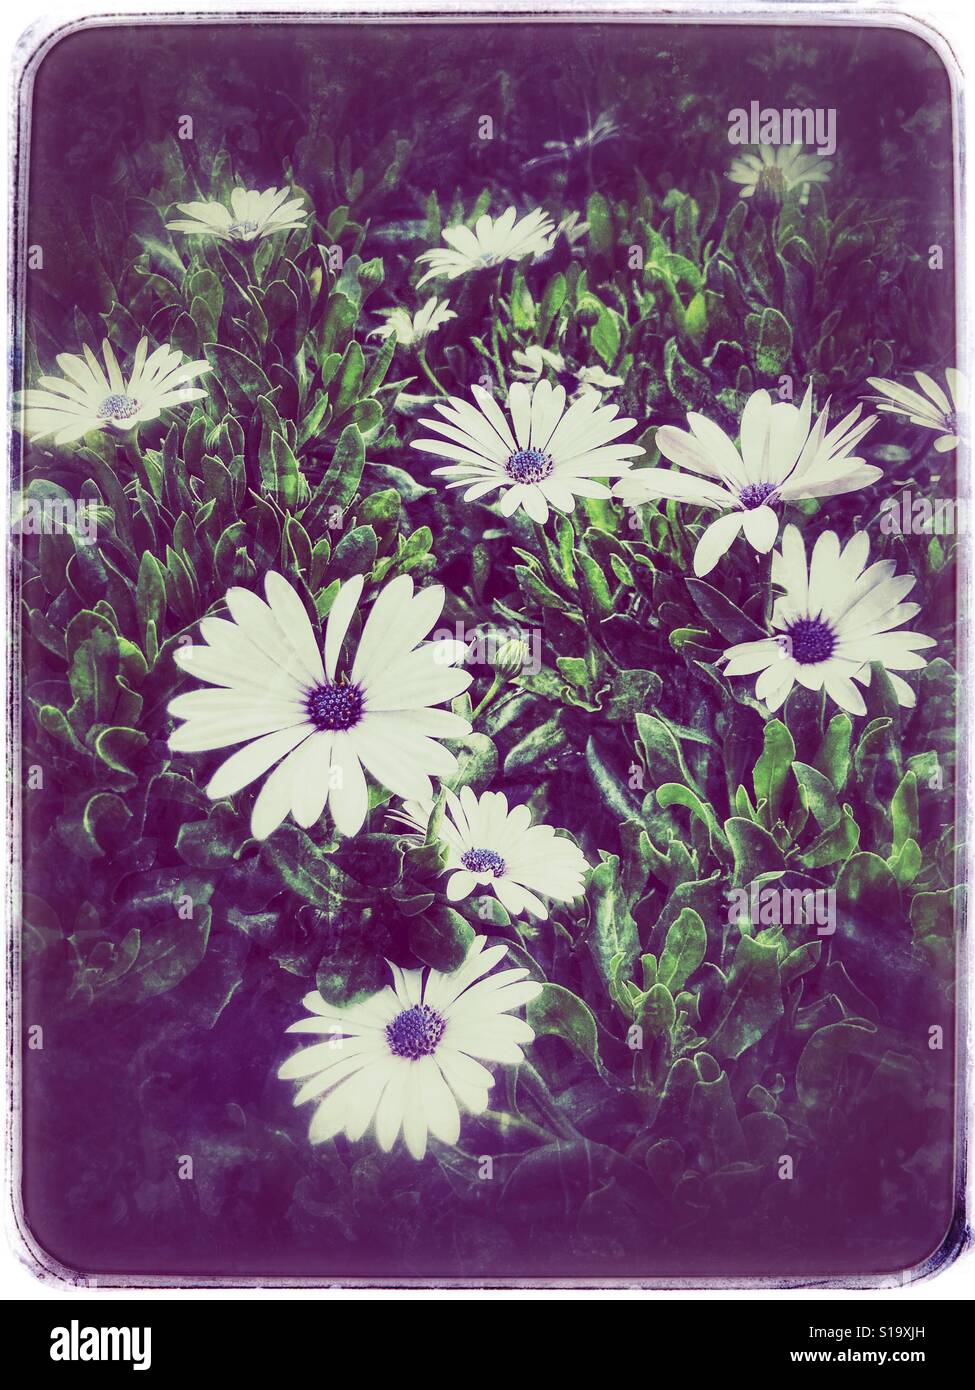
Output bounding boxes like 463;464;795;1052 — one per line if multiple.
359;257;385;288
575;293;602;327
492;637;529;680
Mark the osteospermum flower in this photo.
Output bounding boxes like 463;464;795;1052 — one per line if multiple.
523;112;621;171
512;345;623;400
411;378;642;524
278;936;542;1160
415;207;555;286
14;337;210;446
866;369;965;454
369;297;456;349
728;143;831;206
390;788;590;919
720;525;935;715
167;572;472;840
165;186;307;242
614;387;879;576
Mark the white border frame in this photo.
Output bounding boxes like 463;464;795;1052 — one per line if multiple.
3;0;972;1297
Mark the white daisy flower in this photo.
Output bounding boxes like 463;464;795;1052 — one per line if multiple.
415;207;555;286
614;387;879;576
866;369;965;454
278;936;542;1160
523;112;621;171
15;337;210;446
552;210;591;247
728;143;832;206
386;796;435;838
720;524;935;716
369;297;456;349
512;345;566;380
511;345;623;400
392;788;589;920
411;378;642;525
165;186;308;242
167;572;473;840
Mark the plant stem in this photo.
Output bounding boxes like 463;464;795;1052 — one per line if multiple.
519;1063;578;1141
416;347;447;395
479;1109;551;1145
471;674;503;723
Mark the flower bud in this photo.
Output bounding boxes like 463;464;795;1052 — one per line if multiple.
491;636;529;680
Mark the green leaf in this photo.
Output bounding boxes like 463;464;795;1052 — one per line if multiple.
409;904;474;972
586;191;614;258
587;855;640;995
908;888;956;939
835;851;899;916
203;343;273;410
136;551;167;642
263;824;358;908
686;578;767;644
745;306;793;376
316;927;389;1008
706;933;783;1060
115;908;211;1003
889;838;922;887
792;760;840;830
799;803;860;869
538;271;567;342
591;305;622;368
657;783;724;851
58;791;133;860
657;907;707;991
93;725;149;777
269;431;302;508
334;832;405;887
639;982;676;1037
635;712;700;793
814;712;853;792
724;817;785;884
528;983;604;1072
332;340;365;418
890;771;919;855
752;719;795;827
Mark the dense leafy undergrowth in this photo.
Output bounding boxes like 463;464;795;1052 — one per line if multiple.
17;23;960;1279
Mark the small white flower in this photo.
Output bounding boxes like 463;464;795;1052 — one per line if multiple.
415;207;555;286
369;297;456;349
168;572;472;840
866;369;964;454
523;112;621;171
614;387;879;576
553;210;591;247
412;378;642;524
386;797;433;838
720;524;935;716
15;337;210;446
278;936;542;1160
728;143;832;205
166;186;307;242
511;345;623;401
392;788;590;920
512;345;566;380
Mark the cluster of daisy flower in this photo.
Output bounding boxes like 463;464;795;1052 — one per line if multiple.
14;166;960;1161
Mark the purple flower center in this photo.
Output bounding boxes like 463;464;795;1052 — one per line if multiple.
739;481;777;510
97;393;139;421
306;681;364;731
461;847;507;877
386;1004;446;1060
505;448;554;484
784;617;836;665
